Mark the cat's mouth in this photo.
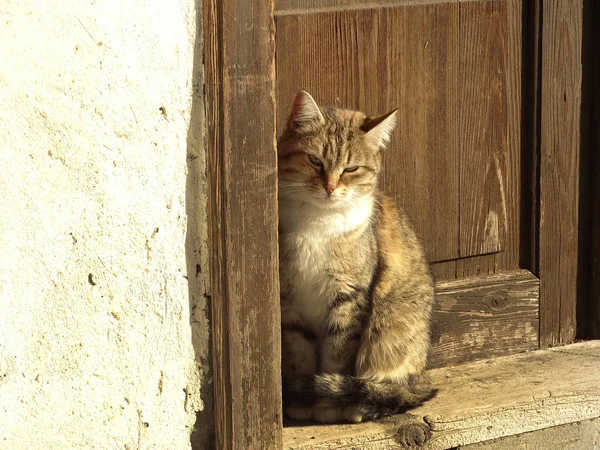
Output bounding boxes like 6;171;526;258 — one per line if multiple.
310;194;351;208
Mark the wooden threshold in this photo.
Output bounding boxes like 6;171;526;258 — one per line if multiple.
283;341;600;449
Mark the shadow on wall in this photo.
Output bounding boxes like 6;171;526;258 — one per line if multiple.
185;0;214;447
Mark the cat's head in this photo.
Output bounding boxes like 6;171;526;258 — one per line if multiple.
278;90;397;209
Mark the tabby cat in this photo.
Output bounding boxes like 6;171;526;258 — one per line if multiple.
278;91;436;424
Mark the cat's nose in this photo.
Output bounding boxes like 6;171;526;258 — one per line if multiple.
325;185;337;196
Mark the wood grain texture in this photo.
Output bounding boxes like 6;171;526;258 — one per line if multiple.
204;0;282;448
538;0;583;347
430;260;457;281
429;270;539;368
276;0;464;15
283;341;600;449
276;5;460;263
458;0;522;273
459;0;509;257
432;253;518;283
431;252;507;282
460;417;600;450
429;0;522;280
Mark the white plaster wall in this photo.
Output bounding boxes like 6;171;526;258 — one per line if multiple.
0;0;209;448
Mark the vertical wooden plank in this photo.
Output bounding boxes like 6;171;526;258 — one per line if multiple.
539;0;583;347
459;0;509;258
430;260;457;281
378;4;460;266
458;0;521;270
440;0;522;281
204;0;282;448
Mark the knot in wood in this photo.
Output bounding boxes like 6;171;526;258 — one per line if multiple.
395;421;431;447
487;294;507;310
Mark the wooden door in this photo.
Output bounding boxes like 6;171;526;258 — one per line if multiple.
204;0;587;446
275;0;539;368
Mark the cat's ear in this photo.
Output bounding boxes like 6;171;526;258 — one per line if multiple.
289;90;324;131
361;110;398;149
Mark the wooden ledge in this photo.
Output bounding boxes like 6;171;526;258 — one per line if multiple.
283;341;600;449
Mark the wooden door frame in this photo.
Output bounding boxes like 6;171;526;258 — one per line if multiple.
204;0;282;448
587;0;600;338
525;0;590;347
203;0;593;448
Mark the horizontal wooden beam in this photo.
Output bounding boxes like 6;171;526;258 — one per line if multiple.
429;270;539;369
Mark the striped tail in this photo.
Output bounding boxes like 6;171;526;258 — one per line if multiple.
283;373;437;422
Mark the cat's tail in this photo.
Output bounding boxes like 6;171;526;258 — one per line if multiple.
283;372;437;422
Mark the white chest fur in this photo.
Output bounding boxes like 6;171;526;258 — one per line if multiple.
279;197;372;334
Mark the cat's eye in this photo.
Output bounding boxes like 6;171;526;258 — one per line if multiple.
344;166;359;173
307;155;323;167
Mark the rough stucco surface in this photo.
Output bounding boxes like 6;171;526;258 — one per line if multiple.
0;1;210;448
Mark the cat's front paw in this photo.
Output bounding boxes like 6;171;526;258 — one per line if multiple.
312;406;343;423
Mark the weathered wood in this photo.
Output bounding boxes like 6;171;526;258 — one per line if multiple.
204;0;282;448
276;0;469;15
429;270;539;368
376;4;460;264
427;0;521;281
431;253;518;283
455;254;501;279
457;0;522;277
460;417;600;450
283;341;600;449
430;260;457;281
459;0;508;257
538;0;583;347
430;252;517;282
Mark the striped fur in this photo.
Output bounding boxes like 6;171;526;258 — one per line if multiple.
278;91;436;423
284;373;436;422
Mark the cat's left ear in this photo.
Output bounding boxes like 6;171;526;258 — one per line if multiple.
361;110;398;149
289;90;325;132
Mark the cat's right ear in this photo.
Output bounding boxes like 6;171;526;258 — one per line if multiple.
361;110;398;149
289;90;324;132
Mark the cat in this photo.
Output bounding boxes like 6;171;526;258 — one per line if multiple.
278;90;436;425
